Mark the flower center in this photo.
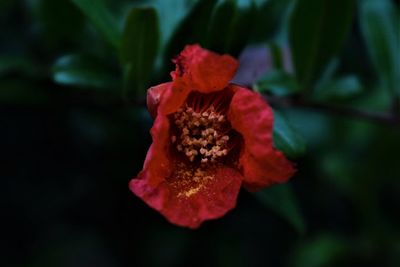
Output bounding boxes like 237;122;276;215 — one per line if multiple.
171;104;231;163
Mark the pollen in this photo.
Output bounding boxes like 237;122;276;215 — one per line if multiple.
172;105;230;163
172;164;214;198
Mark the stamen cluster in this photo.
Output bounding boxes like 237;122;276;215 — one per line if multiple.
172;106;230;163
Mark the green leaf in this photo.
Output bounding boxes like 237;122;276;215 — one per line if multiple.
206;0;256;56
289;0;356;90
251;0;295;42
360;0;400;96
71;0;121;49
273;110;306;158
314;75;363;101
226;2;257;56
52;54;119;91
165;0;218;61
254;184;305;234
206;0;238;54
255;69;299;97
121;7;160;97
269;43;284;70
152;0;199;46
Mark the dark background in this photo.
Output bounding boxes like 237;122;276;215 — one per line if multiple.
1;0;399;266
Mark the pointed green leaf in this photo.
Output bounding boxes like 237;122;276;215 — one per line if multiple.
71;0;121;49
206;0;256;56
206;0;238;54
226;2;257;56
273;110;306;159
152;0;199;46
251;0;295;42
52;54;119;91
314;75;363;101
121;7;159;97
360;0;400;96
289;0;356;90
255;69;299;97
254;184;305;234
165;0;217;60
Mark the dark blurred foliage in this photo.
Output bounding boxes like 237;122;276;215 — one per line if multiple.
1;0;399;267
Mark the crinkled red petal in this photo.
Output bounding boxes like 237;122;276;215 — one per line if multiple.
170;44;238;93
147;81;190;117
158;83;191;115
130;161;242;229
147;82;172;118
139;114;173;186
228;85;295;191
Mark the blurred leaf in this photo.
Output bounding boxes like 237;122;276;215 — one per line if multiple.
121;7;159;97
291;234;349;267
255;69;299;97
289;0;356;90
314;75;363;101
321;151;358;197
71;0;121;49
254;184;305;234
206;0;238;53
165;0;217;61
360;0;400;96
273;110;306;158
284;109;331;149
152;0;199;46
206;0;256;56
251;0;294;42
52;54;119;90
226;2;257;56
269;43;284;70
313;57;339;90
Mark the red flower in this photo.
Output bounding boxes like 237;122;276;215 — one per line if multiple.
130;44;295;229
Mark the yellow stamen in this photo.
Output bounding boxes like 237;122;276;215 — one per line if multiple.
172;105;230;163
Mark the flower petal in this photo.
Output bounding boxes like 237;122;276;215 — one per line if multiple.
228;85;295;191
146;81;190;117
147;82;172;118
130;161;242;229
171;44;238;93
140;114;173;186
158;83;191;115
